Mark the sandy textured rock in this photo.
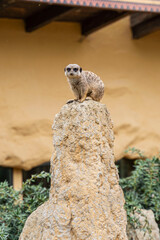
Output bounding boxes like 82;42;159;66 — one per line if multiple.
19;100;128;240
127;209;160;240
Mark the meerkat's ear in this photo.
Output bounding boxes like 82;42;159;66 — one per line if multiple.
64;68;66;72
80;67;82;72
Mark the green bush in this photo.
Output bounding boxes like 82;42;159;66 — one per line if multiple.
0;149;159;239
119;148;160;230
0;171;50;240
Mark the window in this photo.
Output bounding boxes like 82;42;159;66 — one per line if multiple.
116;158;135;178
0;166;13;185
23;162;50;188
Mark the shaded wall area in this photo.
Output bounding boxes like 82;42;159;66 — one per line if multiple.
0;17;160;170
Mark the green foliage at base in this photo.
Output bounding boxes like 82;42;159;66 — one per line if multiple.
0;149;159;240
119;148;160;231
0;171;50;240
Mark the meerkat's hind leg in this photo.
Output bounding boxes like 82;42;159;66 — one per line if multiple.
84;97;91;101
85;90;92;101
90;90;101;102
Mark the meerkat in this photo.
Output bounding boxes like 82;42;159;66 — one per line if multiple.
64;64;104;103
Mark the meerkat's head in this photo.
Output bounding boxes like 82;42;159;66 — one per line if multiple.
64;64;82;79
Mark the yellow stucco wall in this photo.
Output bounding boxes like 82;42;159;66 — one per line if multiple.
0;17;160;170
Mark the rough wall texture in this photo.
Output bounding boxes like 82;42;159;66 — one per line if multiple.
127;209;160;240
19;100;128;240
0;19;160;170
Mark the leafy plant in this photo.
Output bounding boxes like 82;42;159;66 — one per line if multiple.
0;149;160;240
0;171;50;240
119;148;160;231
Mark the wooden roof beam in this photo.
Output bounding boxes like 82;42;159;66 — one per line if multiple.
81;10;128;36
0;0;14;9
130;13;160;39
25;5;73;32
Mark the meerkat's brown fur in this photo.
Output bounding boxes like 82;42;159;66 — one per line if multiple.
64;64;104;102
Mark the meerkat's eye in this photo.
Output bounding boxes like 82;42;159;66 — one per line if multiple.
73;68;78;72
67;68;71;72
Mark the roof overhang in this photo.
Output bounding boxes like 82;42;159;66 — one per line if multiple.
0;0;160;37
26;0;160;13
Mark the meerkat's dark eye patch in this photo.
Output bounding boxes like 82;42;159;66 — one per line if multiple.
73;68;78;72
67;68;71;72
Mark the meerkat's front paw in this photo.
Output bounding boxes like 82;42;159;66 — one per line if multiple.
66;99;74;104
66;99;78;104
78;98;87;103
77;100;84;103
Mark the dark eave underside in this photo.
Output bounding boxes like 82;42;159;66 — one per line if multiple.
0;0;160;37
0;1;129;35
